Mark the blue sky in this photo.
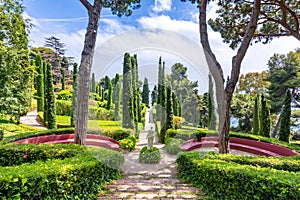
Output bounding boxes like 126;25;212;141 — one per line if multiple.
23;0;299;93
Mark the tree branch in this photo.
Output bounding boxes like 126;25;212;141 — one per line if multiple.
80;0;92;11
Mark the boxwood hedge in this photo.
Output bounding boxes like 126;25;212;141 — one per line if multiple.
0;144;124;199
177;152;300;199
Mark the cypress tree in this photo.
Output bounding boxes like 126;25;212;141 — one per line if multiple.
172;92;179;116
208;73;217;130
114;81;121;120
252;95;260;135
122;53;134;129
156;57;163;120
260;94;270;137
107;82;113;110
131;55;138;123
43;61;48;124
160;61;166;126
90;72;96;93
61;69;65;90
71;63;78;126
142;77;150;107
151;85;157;106
45;63;56;129
279;90;292;142
104;75;110;90
165;84;174;130
96;82;99;95
35;54;44;112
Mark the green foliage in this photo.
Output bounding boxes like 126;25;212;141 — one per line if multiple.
279;90;292;142
151;85;157;106
0;129;3;141
140;103;147;127
122;53;134;129
107;82;113;110
0;144;123;199
252;95;260;135
45;62;57;129
139;146;161;164
90;72;96;93
103;129;134;141
119;135;137;152
61;69;65;90
177;152;300;199
35;54;44;112
142;77;150;106
56;89;72;101
113;80;121;120
96;107;114;121
260;94;270;137
56;100;72;116
165;84;174;131
173;116;184;129
164;138;184;155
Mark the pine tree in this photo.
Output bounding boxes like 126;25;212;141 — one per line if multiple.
45;63;56;129
208;73;217;130
142;77;150;107
114;81;121;120
252;95;260;135
71;63;78;126
122;53;134;129
279;90;292;142
260;94;270;137
35;54;44;112
107;82;113;110
90;72;96;93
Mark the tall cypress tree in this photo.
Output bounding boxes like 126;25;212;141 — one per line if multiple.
71;63;78;126
157;57;163;119
90;72;96;93
114;81;121;120
165;84;174;130
279;90;292;142
252;95;260;135
35;54;44;112
208;73;217;130
260;94;270;137
122;53;133;129
45;63;56;129
107;82;113;110
43;61;48;123
142;77;150;107
172;92;179;116
160;61;166;126
131;55;138;123
61;69;65;90
151;85;157;106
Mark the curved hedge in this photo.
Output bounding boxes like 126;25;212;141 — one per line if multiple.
177;152;300;199
0;144;124;199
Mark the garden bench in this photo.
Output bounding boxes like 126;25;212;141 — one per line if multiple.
180;136;298;156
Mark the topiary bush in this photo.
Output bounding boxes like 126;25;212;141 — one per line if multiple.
0;144;123;199
164;138;184;155
56;89;72;101
139;146;161;164
177;152;300;199
119;135;137;152
103;129;133;141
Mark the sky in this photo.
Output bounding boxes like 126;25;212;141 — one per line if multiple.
23;0;299;93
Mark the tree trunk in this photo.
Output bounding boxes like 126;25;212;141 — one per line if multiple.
271;114;281;137
199;0;261;153
75;0;102;145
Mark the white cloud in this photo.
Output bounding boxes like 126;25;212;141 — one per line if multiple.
152;0;172;12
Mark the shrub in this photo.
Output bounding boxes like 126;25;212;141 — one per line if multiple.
177;152;300;199
165;129;178;142
56;100;72;116
164;138;184;155
89;92;101;102
139;146;161;164
0;144;123;199
96;107;114;120
174;116;185;129
56;89;72;101
119;135;137;152
103;129;134;141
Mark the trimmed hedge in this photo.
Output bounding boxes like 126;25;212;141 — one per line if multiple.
0;144;124;199
139;146;161;164
177;152;300;199
119;135;137;152
164;138;184;155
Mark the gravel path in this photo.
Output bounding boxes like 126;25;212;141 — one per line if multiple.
20;110;47;130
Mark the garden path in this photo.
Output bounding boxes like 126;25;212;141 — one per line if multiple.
98;108;205;199
20;110;47;130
